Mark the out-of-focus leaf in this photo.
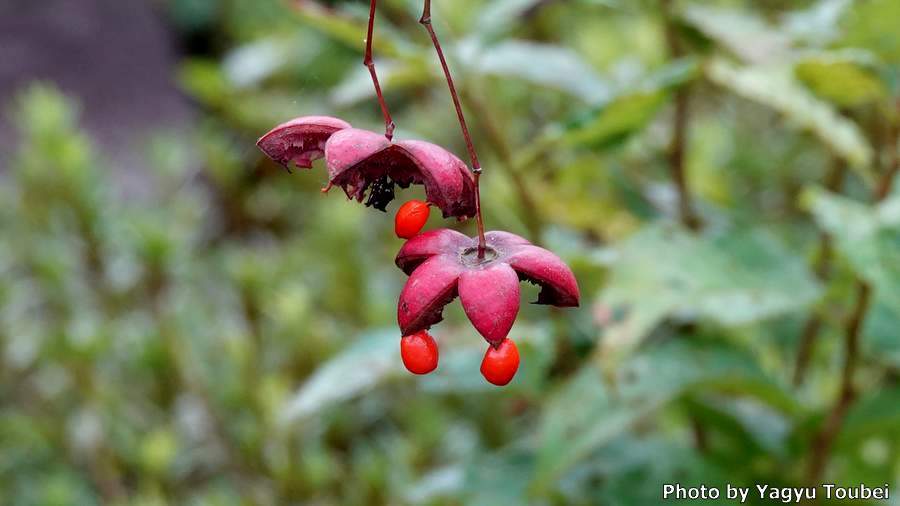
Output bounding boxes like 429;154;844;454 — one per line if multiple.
863;298;900;368
533;340;792;490
839;388;900;447
795;51;889;108
223;38;291;89
843;0;900;62
563;92;667;149
178;59;230;106
139;428;178;476
459;39;613;102
700;397;792;458
476;0;618;37
598;224;820;361
803;185;900;309
405;466;464;504
291;0;405;57
707;58;873;175
279;328;401;424
781;0;852;47
561;59;699;149
682;5;791;64
577;0;619;5
464;446;534;506
475;0;545;37
330;59;431;106
561;436;725;505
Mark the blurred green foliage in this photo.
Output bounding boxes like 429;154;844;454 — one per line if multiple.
1;0;899;504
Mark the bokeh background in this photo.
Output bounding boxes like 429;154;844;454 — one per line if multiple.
0;0;898;504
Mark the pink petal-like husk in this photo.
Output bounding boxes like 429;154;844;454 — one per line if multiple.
324;128;392;201
396;228;471;275
324;128;391;179
324;129;477;218
507;245;580;307
485;231;531;249
458;263;520;344
257;116;351;169
394;140;475;219
398;255;463;335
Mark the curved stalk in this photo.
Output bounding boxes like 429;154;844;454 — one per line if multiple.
418;0;486;257
364;0;395;140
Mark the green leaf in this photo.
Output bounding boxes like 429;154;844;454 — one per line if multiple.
795;51;889;108
598;224;820;360
330;58;431;106
572;436;726;505
782;0;852;47
464;447;534;506
862;297;900;368
803;186;900;310
405;466;464;504
843;0;900;62
222;38;292;89
461;39;613;102
178;59;230;106
290;1;406;57
533;340;791;490
563;92;668;149
561;59;699;149
681;5;791;64
475;0;547;37
839;387;900;446
707;58;873;175
278;328;401;424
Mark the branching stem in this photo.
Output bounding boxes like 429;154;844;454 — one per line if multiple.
419;0;486;257
807;100;900;482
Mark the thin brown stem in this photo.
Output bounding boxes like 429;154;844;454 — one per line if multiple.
662;0;700;231
418;0;486;256
669;87;700;230
874;100;900;201
793;298;825;387
364;0;395;140
807;100;899;482
807;280;871;483
793;159;846;386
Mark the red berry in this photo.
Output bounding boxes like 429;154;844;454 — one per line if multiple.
480;338;520;386
395;200;430;239
400;330;439;374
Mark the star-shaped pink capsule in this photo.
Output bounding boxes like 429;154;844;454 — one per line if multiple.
257;115;476;219
395;228;580;344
